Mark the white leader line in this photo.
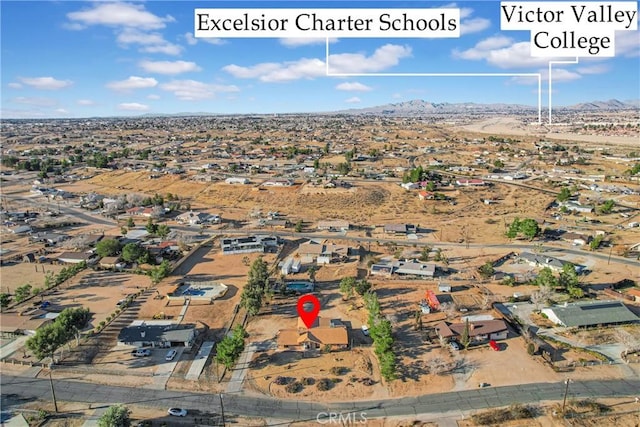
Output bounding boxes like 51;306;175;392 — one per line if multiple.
548;58;580;124
325;38;543;124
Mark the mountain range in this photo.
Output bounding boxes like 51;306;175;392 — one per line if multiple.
335;99;640;116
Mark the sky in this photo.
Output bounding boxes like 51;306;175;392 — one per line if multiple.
1;0;639;118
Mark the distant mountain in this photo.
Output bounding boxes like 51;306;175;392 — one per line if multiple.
564;99;639;110
335;99;536;116
335;98;638;116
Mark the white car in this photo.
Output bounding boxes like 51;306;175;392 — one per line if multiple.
168;408;187;417
165;349;178;361
361;325;370;336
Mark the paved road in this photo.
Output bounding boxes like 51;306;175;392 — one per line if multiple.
2;375;639;421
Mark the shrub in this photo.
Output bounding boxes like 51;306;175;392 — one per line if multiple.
106;315;112;322
99;321;106;327
329;366;347;376
316;378;333;391
274;376;290;385
526;342;536;355
302;377;315;386
285;381;302;393
471;404;534;425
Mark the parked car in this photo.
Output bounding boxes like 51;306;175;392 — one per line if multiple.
168;408;187;417
132;349;151;357
165;349;178;361
361;325;369;336
449;341;460;351
479;382;491;388
489;340;500;351
40;301;51;309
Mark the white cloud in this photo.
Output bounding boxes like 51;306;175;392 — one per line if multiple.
67;3;174;30
279;38;338;47
184;32;226;46
54;108;70;115
116;28;182;56
329;44;412;73
460;17;491;35
147;94;161;100
443;3;490;35
11;97;58;107
18;77;73;90
453;38;573;68
118;102;150;111
345;97;361;104
7;82;22;89
159;80;239;101
576;64;611;75
392;93;403;99
107;76;158;92
139;60;202;75
336;82;372;92
616;30;640;57
77;99;95;106
509;68;582;85
223;44;411;82
0;108;50;119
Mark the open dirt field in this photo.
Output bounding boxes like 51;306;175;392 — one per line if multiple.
0;261;66;294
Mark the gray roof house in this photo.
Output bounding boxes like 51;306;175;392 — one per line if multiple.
519;252;585;273
118;322;197;348
541;300;638;328
371;259;435;278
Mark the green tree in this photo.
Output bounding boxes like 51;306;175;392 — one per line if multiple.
156;224;170;239
339;277;355;300
0;293;11;308
308;265;318;283
121;243;145;263
98;404;131;427
598;199;615;214
558;263;579;289
126;217;135;228
519;219;540;239
478;262;495;279
240;257;270;316
557;187;572;202
460;318;471;349
26;323;66;360
95;239;121;258
354;279;372;296
294;219;303;233
215;325;247;369
535;267;558;288
148;260;172;284
378;350;397;381
15;284;32;303
419;246;432;262
493;159;505;169
145;217;157;234
44;271;55;289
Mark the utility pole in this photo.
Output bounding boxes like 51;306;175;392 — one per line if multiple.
219;393;226;427
561;379;572;415
48;369;58;413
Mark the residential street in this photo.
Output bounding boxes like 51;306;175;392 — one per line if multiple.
2;374;639;422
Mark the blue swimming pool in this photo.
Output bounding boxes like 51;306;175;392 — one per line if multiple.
286;282;314;292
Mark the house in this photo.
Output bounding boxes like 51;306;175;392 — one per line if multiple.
278;317;349;351
456;179;485;186
99;256;124;270
541;300;639;328
176;211;221;226
383;224;416;234
438;283;452;293
220;235;280;255
225;177;250;185
626;288;640;303
262;178;294;187
370;259;436;278
117;321;197;348
126;206;156;217
518;252;585;274
434;319;509;343
561;232;591;246
559;201;594;213
0;311;54;338
297;241;351;262
317;220;350;232
418;191;435;200
263;219;289;229
57;251;96;265
401;182;420;190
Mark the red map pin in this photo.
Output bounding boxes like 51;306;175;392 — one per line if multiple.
297;294;320;329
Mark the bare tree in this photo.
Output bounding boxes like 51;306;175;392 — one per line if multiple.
615;329;640;354
530;285;553;311
439;302;458;319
